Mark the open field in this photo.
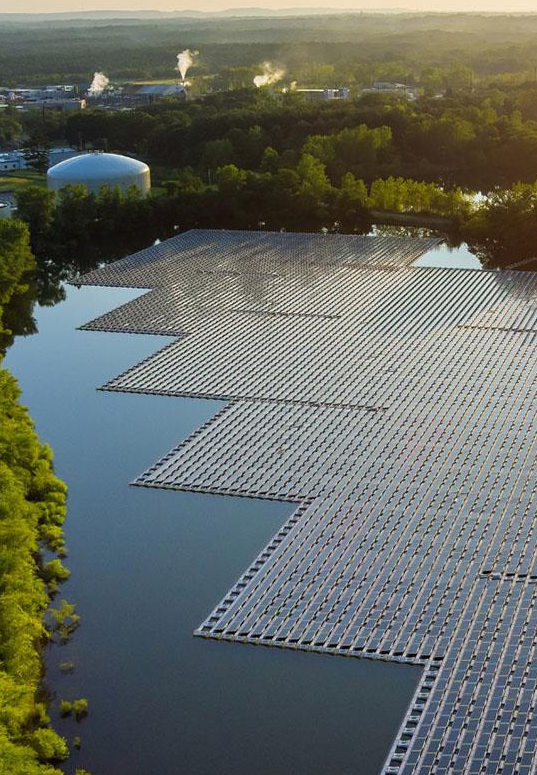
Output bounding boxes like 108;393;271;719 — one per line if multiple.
0;170;46;193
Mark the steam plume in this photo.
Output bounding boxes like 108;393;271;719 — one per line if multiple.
176;50;198;81
88;71;110;96
282;81;297;94
253;62;285;88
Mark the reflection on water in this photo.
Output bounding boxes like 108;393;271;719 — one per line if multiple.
414;242;483;270
370;225;482;269
5;285;421;775
370;223;537;272
3;224;536;357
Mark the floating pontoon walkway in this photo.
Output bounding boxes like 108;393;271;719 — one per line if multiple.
76;229;537;775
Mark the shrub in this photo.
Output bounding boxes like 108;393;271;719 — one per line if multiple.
29;728;68;762
59;701;72;717
72;699;88;720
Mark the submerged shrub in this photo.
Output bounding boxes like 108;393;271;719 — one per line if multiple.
59;701;72;717
72;699;88;721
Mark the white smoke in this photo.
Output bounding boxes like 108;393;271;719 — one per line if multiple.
176;49;198;81
88;71;110;96
253;62;285;88
282;81;297;94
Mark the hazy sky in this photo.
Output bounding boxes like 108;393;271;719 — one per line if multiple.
0;0;534;14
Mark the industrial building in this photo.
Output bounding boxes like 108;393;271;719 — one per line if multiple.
0;85;85;112
122;83;187;105
29;98;86;112
295;87;350;103
47;152;151;196
361;82;419;100
0;147;80;173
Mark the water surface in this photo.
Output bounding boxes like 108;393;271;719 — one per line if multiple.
415;241;483;270
5;284;421;775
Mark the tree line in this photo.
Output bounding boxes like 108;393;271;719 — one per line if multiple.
15;166;471;264
13;169;537;272
9;81;537;275
18;81;537;193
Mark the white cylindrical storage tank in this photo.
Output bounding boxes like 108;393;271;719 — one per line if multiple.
47;152;151;197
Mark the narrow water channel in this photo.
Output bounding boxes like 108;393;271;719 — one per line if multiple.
5;284;421;775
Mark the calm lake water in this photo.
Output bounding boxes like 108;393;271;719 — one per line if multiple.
415;241;483;270
5;283;422;775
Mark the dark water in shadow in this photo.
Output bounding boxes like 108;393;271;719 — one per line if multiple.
5;284;421;775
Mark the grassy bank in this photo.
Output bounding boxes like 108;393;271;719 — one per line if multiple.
0;172;47;194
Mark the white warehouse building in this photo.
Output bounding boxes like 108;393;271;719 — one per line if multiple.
0;146;79;173
47;152;151;196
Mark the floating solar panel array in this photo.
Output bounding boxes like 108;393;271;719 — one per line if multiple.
75;229;537;775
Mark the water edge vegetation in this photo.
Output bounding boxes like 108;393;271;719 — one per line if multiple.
0;218;87;775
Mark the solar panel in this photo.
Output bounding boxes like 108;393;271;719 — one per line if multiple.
75;228;537;775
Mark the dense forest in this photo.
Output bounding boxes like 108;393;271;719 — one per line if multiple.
57;84;537;190
5;12;537;86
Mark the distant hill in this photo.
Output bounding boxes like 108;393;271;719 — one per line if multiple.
0;7;411;23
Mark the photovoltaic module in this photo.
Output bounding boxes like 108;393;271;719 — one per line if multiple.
75;229;537;775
